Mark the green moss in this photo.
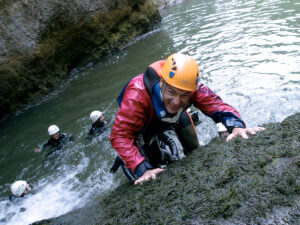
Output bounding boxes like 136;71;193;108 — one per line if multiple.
0;0;161;119
88;113;299;224
33;113;300;224
0;0;18;9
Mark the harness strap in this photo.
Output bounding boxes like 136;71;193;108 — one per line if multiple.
143;66;161;96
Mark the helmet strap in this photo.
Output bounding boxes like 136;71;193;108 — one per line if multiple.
160;80;167;102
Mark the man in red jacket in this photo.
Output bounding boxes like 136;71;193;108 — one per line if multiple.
110;53;264;185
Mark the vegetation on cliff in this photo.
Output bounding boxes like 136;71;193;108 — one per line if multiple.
33;113;300;224
0;0;161;119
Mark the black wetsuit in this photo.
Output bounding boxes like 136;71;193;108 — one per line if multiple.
87;121;106;137
42;132;73;155
9;195;25;204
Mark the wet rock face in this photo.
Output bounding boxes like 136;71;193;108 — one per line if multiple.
0;0;108;62
33;113;300;225
98;113;300;224
0;0;161;119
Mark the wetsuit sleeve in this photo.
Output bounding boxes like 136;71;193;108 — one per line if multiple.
98;122;107;133
190;83;246;131
69;135;74;141
41;139;51;150
9;195;14;202
61;133;73;141
110;84;151;174
88;127;94;136
134;160;153;177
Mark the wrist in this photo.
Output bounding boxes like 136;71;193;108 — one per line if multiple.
225;120;245;134
134;161;153;177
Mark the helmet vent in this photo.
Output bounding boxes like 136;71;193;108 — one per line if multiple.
169;59;177;78
169;71;175;78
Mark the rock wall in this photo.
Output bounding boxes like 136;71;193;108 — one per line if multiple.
1;0;105;62
0;0;161;119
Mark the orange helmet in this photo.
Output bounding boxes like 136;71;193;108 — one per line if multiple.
162;53;200;91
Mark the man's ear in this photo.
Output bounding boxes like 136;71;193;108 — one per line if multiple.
159;79;163;89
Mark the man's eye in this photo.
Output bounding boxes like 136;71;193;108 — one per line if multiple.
167;90;175;95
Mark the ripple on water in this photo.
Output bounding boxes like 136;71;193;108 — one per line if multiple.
1;0;300;224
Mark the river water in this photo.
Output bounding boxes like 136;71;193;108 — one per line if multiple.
0;0;299;224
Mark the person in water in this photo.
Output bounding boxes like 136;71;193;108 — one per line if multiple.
110;53;265;185
0;180;33;222
0;181;31;222
87;110;107;137
34;125;73;154
9;180;31;203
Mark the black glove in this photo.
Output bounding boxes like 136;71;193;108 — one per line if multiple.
158;132;178;164
190;110;201;126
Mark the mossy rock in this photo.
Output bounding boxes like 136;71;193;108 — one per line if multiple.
0;0;161;120
33;113;300;225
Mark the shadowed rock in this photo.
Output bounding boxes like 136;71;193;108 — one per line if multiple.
0;0;161;120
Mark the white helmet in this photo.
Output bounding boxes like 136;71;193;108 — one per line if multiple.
90;111;102;123
217;123;227;132
48;125;60;136
11;180;27;197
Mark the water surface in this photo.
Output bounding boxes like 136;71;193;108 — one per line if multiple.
0;0;299;224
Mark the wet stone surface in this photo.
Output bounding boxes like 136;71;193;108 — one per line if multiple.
33;113;300;225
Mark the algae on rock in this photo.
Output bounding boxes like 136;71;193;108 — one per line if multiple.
32;113;300;225
98;113;300;224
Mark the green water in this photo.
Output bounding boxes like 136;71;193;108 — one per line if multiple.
0;0;300;224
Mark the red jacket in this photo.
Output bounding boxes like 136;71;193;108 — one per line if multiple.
110;60;244;173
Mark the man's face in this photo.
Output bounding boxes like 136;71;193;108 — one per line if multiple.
160;80;190;114
51;132;59;140
99;115;104;123
24;184;31;194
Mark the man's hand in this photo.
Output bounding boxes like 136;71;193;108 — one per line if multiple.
226;127;265;142
134;168;165;185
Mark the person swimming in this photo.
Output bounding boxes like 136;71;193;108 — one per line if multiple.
34;125;73;155
9;180;31;201
86;111;107;138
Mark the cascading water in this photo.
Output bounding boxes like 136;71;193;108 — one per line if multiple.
0;0;299;224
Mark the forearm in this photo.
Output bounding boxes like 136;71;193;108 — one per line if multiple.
191;84;246;131
110;136;145;173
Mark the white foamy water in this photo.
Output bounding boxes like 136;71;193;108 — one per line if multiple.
0;0;299;224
